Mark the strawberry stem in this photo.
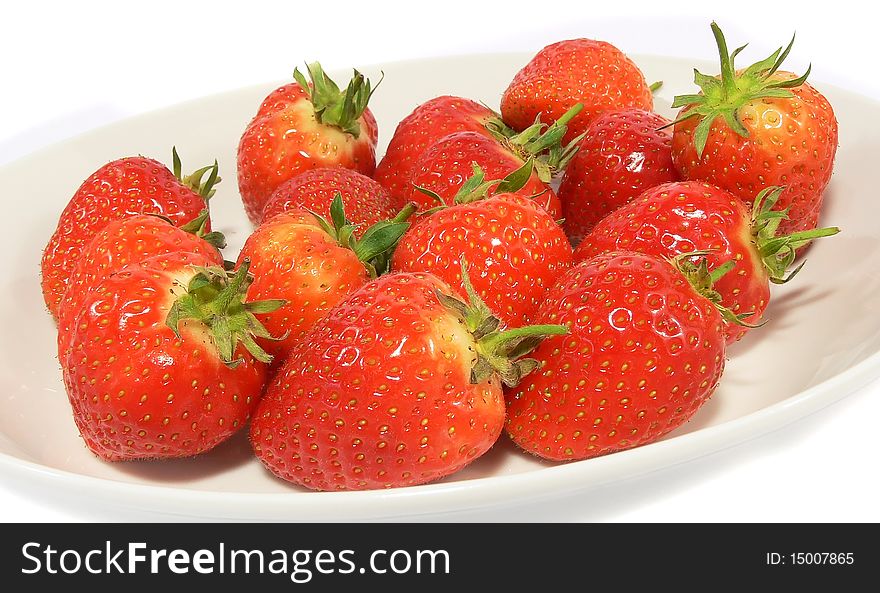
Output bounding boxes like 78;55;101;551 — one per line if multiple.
670;22;811;158
293;62;380;138
436;261;568;387
310;194;413;277
671;252;763;329
416;160;536;212
750;186;840;283
165;259;286;367
172;147;222;200
486;103;585;182
708;260;736;284
177;209;227;249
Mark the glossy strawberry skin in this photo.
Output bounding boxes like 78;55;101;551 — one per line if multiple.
392;194;572;328
56;215;223;357
250;272;505;491
41;157;209;319
237;83;378;225
374;96;496;208
501;39;653;144
506;251;726;461
261;167;397;229
60;252;267;461
407;131;562;218
237;210;370;361
559;109;679;244
574;182;767;343
672;73;838;236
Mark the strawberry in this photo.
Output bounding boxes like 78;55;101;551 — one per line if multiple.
392;191;572;328
404;103;585;218
56;211;225;357
501;39;653;145
41;148;219;319
559;108;680;244
250;270;566;490
505;251;728;461
374;96;496;208
238;197;414;361
573;181;839;342
261;166;396;229
60;253;284;461
670;23;838;236
237;63;379;225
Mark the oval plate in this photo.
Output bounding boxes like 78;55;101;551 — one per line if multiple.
1;53;878;520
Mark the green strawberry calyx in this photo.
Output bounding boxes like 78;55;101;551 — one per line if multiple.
414;159;536;213
310;194;415;278
436;261;568;387
172;147;221;201
485;103;585;182
293;62;380;138
750;187;840;284
671;252;763;328
176;209;227;250
670;21;811;158
165;259;287;367
143;210;227;250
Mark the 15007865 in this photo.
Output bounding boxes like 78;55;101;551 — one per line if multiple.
766;553;855;566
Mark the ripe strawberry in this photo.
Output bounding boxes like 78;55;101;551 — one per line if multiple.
501;39;653;145
573;181;839;342
238;197;413;361
506;251;727;461
404;103;584;218
559;108;680;244
374;96;496;208
237;63;379;224
61;253;283;461
250;271;566;490
41;149;219;319
56;211;225;356
670;23;838;236
392;192;572;328
261;166;396;229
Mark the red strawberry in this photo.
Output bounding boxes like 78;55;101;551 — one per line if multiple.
405;110;582;218
261;166;396;229
60;254;283;461
250;271;566;490
670;23;838;236
56;211;225;355
41;149;219;319
506;251;727;461
501;39;653;144
238;198;413;361
559;108;680;244
237;63;379;225
392;192;572;328
573;181;839;342
374;96;496;208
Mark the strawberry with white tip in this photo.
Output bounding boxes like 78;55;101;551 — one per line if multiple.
237;63;380;224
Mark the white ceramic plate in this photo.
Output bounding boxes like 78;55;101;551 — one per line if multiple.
1;53;878;521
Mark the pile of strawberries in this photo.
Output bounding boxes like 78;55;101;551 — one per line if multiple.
41;23;839;491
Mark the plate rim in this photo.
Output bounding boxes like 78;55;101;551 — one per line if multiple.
2;49;871;174
2;346;879;519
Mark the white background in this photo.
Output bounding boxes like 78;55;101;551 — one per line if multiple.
1;0;878;521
